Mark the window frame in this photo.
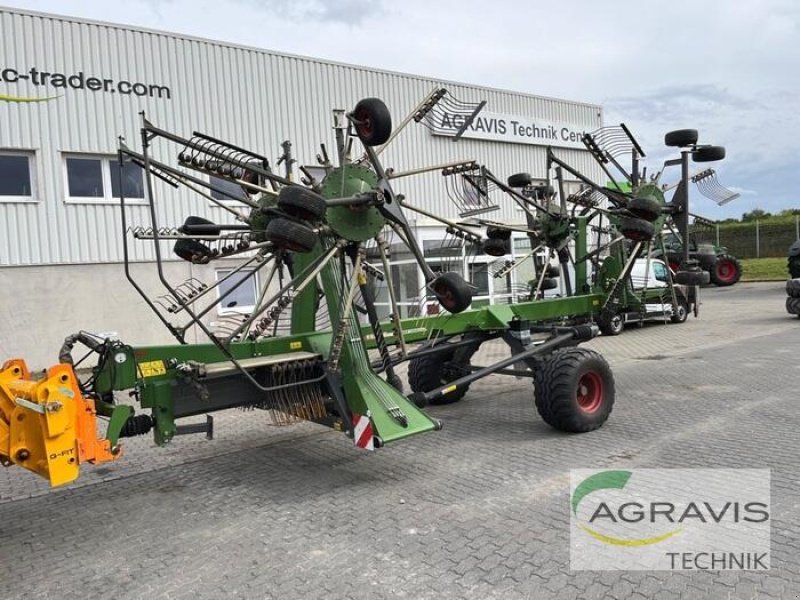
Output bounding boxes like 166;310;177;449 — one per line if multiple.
0;149;37;203
214;267;260;315
62;152;147;205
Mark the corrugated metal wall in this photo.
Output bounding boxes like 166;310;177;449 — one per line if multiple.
0;7;603;267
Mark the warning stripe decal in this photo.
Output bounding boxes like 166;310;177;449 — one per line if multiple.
352;413;374;451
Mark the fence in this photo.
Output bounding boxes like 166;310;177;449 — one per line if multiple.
691;216;800;259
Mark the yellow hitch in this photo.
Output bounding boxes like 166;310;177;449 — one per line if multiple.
0;359;120;487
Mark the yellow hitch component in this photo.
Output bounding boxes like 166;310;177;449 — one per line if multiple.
0;359;121;487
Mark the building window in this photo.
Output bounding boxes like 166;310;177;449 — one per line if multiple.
216;269;259;314
210;174;248;203
0;151;35;201
64;154;144;203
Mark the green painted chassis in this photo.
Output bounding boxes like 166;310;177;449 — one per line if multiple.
91;216;669;450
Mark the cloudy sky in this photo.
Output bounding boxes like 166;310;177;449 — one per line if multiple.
4;0;799;218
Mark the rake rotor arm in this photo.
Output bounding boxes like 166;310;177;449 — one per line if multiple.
546;148;631;208
141;115;293;189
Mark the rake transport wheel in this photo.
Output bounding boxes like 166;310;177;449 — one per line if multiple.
664;128;698;147
483;238;510;256
408;338;481;405
619;216;655;242
486;226;512;240
693;146;726;162
432;272;473;313
173;238;213;263
352;97;392;146
277;186;327;222
266;218;317;253
710;254;742;286
628;196;661;222
534;348;615;433
507;172;532;188
545;264;560;278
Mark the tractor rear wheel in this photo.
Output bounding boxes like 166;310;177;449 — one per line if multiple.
534;348;614;432
710;254;742;286
408;338;481;405
787;278;800;298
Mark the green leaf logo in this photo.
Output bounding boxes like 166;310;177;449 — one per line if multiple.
0;93;60;103
572;470;682;546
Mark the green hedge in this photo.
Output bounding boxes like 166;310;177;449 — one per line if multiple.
692;218;799;259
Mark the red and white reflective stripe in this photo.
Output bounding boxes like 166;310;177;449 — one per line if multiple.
352;413;374;451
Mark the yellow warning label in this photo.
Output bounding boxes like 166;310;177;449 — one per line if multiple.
138;360;166;378
442;385;458;396
289;341;302;350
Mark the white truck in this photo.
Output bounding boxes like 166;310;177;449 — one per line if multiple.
598;258;690;336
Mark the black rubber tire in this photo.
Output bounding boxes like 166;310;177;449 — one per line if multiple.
352;97;392;146
597;311;624;336
786;278;800;298
173;238;213;263
486;226;512;240
545;264;560;278
266;218;317;253
674;269;709;286
710;254;742;286
619;216;654;241
628;196;661;222
408;338;481;405
540;277;559;291
432;272;473;313
179;215;223;236
788;256;800;279
534;347;615;433
277;186;327;222
786;296;800;316
664;129;698;147
483;238;509;257
507;172;532;188
693;145;726;162
670;295;689;324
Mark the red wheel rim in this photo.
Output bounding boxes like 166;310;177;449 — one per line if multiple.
577;371;604;414
355;110;373;137
716;260;736;283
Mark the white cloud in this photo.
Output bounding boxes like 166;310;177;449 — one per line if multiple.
5;0;799;217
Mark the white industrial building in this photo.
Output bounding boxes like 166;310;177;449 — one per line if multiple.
0;7;603;368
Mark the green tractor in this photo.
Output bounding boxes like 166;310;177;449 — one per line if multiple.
656;231;742;287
